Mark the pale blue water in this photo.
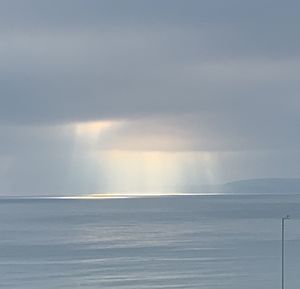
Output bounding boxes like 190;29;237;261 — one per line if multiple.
1;194;300;289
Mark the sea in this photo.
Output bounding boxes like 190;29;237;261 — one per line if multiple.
1;194;300;289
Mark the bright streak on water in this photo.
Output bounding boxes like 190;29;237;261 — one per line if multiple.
56;192;224;199
1;194;300;289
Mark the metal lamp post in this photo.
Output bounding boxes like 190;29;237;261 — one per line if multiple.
282;215;290;289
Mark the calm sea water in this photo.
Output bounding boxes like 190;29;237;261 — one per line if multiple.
1;194;300;289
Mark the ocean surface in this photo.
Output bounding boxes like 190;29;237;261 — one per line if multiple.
1;194;300;289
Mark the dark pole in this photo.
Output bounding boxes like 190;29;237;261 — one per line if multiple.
282;215;290;289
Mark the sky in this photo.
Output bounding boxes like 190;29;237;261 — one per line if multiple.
0;0;300;196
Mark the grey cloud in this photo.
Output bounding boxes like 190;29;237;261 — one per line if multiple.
0;1;299;28
1;27;300;123
1;0;300;124
0;0;300;195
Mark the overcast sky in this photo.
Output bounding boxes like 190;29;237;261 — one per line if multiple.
0;0;300;196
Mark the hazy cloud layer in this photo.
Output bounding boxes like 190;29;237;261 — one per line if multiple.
0;0;299;195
